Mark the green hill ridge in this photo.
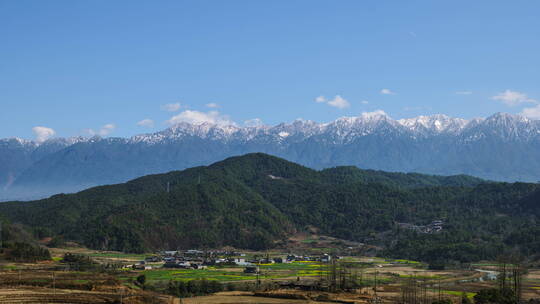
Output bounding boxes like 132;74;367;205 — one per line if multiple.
1;153;538;263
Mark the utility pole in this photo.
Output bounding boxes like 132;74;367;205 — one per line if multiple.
437;278;442;302
256;260;260;290
374;270;378;302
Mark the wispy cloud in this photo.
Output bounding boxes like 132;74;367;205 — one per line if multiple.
167;110;236;126
492;90;536;106
314;95;350;109
361;110;389;119
361;100;369;104
380;88;396;95
85;124;116;136
455;91;473;95
137;119;154;128
315;96;326;103
327;95;350;109
244;118;263;127
160;102;182;112
206;103;219;108
32;126;55;143
521;104;540;119
100;124;116;136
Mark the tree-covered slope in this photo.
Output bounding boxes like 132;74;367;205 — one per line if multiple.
0;153;538;263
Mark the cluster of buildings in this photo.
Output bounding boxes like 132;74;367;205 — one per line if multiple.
129;250;338;271
286;253;333;263
397;220;443;234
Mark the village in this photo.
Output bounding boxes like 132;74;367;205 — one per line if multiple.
130;249;337;273
1;241;540;304
396;220;444;234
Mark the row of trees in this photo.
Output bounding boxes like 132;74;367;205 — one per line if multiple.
476;254;526;304
4;242;51;262
1;220;51;262
395;254;528;304
166;279;224;297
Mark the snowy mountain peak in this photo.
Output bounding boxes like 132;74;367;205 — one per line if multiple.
485;112;530;124
360;110;391;121
331;111;393;128
0;137;37;147
2;112;539;148
2;112;540;201
397;114;469;134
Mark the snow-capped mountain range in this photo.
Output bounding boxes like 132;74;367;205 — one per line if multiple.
2;112;540;201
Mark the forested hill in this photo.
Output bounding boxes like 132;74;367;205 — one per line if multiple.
0;153;538;263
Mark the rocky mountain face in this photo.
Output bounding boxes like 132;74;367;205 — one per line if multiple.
2;112;539;200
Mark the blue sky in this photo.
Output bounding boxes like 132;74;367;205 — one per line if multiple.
1;0;539;141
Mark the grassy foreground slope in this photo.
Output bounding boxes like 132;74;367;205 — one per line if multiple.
0;153;538;263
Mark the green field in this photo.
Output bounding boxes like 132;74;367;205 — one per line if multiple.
87;252;148;260
259;261;322;270
398;274;446;280
442;290;477;298
392;259;421;264
141;262;329;283
143;269;256;282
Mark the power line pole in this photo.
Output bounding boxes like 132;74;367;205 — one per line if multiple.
374;270;378;303
52;272;56;296
256;260;260;290
437;278;442;302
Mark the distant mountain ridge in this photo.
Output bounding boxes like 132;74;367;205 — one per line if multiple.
2;112;540;200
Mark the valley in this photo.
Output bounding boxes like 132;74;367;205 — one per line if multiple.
0;243;539;303
0;154;538;303
3;2;539;302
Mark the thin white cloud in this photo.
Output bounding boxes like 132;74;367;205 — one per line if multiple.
85;124;116;137
361;110;389;119
455;91;473;95
32;126;55;143
492;90;537;106
99;124;116;136
206;103;219;108
327;95;350;109
82;129;95;136
137;119;154;128
380;88;396;95
361;100;369;104
521;104;540;120
315;96;326;103
161;102;182;112
315;95;350;109
244;118;263;127
167;110;236;126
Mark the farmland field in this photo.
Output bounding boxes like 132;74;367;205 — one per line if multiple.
2;246;539;303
